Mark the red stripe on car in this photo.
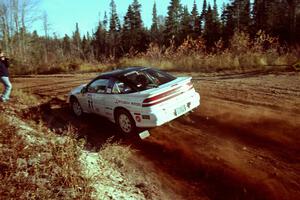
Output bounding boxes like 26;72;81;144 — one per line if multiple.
142;83;193;107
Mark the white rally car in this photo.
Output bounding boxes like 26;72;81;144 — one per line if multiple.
68;67;200;134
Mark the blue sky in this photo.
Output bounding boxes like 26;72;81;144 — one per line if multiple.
34;0;228;37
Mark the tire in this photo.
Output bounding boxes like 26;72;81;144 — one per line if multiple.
116;109;136;135
71;98;83;117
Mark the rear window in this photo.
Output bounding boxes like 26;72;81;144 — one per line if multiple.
123;68;175;91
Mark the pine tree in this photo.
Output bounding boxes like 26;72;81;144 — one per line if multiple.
151;3;165;46
201;0;207;21
253;0;268;32
252;0;292;42
81;35;89;60
109;0;120;33
72;23;81;56
231;0;251;32
122;5;134;53
180;6;192;42
132;0;147;51
203;3;221;48
103;12;108;30
121;0;148;53
221;3;235;46
109;0;121;57
164;0;183;45
191;0;201;38
286;0;298;42
132;0;143;30
92;13;109;60
151;2;158;33
62;34;71;57
151;2;160;44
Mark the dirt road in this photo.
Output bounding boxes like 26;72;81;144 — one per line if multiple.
12;71;300;199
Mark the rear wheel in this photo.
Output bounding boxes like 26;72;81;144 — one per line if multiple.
116;109;136;134
71;98;83;117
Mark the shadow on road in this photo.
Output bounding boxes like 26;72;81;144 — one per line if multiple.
20;97;123;150
19;97;287;200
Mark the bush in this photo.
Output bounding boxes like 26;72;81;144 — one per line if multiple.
119;31;298;73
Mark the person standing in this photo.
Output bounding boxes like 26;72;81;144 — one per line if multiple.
0;51;12;102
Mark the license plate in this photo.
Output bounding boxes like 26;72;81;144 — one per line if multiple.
175;105;186;116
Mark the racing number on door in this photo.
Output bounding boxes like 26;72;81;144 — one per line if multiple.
88;99;94;110
87;94;94;110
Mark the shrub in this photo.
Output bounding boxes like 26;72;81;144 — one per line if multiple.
120;31;298;73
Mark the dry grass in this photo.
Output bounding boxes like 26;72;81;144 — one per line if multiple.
119;31;299;73
10;31;298;75
0;91;152;199
11;89;39;105
98;139;133;169
0;117;94;199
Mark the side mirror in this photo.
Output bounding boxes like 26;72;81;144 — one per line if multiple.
81;86;87;93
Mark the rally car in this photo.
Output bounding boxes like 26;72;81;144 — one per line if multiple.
68;67;200;134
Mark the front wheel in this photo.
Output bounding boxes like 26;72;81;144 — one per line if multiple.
116;109;136;135
71;98;83;117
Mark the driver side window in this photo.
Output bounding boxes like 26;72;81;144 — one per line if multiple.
88;79;109;93
112;80;132;94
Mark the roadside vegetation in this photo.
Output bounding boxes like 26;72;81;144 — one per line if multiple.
120;31;300;72
0;0;299;75
0;89;154;199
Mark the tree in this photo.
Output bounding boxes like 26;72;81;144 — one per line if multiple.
151;2;158;33
108;0;121;57
231;0;251;32
191;0;201;38
92;18;108;60
43;11;50;63
180;6;192;42
252;0;296;42
131;0;143;30
81;34;92;60
0;0;40;59
62;34;71;57
72;22;81;57
121;0;148;54
201;0;207;22
121;5;134;53
221;3;235;46
203;3;221;48
286;0;298;42
164;0;182;45
150;2;165;46
252;0;268;32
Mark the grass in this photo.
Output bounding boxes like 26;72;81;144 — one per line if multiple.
119;31;300;73
0;116;94;198
0;90;152;199
10;31;299;75
11;89;39;105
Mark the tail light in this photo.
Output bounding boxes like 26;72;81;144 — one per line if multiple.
142;81;194;107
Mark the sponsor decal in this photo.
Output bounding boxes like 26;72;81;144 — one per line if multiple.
131;102;141;106
115;100;130;105
135;115;141;122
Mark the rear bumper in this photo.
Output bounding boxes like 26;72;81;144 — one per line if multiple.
135;92;200;128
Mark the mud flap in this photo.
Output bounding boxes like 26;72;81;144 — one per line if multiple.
139;130;150;139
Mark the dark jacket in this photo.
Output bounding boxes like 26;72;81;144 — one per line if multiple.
0;58;9;77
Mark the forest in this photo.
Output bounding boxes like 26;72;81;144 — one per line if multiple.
0;0;299;74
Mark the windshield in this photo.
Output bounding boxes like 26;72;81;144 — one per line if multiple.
123;68;176;91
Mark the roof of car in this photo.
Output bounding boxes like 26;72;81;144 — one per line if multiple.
99;66;149;79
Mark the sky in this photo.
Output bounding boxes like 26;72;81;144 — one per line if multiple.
33;0;228;38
